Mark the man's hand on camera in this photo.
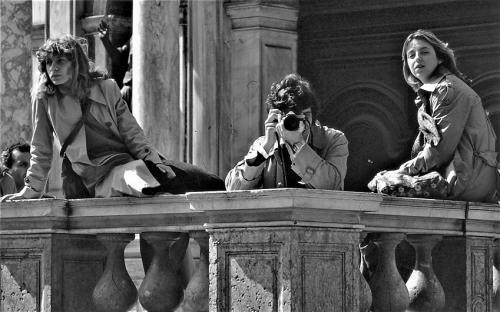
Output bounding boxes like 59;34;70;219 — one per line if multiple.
276;119;306;147
262;109;281;152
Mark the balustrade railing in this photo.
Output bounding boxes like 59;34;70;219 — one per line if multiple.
1;189;499;312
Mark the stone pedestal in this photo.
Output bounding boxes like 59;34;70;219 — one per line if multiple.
433;236;494;312
0;0;32;149
224;1;298;173
207;226;360;312
132;0;181;160
0;234;106;312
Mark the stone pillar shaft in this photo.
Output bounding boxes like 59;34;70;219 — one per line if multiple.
133;0;181;160
191;0;225;173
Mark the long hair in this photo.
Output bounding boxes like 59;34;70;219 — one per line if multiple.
402;29;470;91
34;35;107;101
265;73;317;116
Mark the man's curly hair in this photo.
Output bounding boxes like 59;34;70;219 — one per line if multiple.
265;73;317;115
1;142;30;169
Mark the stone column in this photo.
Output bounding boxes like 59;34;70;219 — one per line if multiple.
191;0;228;173
133;0;181;160
433;236;494;312
0;0;32;149
207;226;361;312
223;0;298;174
47;0;74;37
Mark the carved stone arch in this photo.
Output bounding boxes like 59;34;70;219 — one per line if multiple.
471;71;500;114
319;81;415;191
471;71;500;155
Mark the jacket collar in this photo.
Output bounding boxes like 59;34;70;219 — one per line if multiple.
418;68;451;93
87;81;107;106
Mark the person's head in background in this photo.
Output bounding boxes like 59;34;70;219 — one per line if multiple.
1;143;30;191
34;35;106;101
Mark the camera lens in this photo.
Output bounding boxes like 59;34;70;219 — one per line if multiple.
283;114;301;131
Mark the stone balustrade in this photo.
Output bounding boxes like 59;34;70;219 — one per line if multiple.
1;189;499;312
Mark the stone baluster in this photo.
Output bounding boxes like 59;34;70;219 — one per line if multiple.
405;235;445;312
178;231;210;312
92;233;137;312
359;233;373;312
368;233;410;312
138;232;189;312
493;239;500;312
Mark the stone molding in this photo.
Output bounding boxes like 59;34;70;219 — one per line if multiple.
225;2;298;31
0;190;498;238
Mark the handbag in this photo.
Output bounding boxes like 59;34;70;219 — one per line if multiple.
367;170;449;199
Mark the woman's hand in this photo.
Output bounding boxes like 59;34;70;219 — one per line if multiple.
0;186;42;202
156;163;176;179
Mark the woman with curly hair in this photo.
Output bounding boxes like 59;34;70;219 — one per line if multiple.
226;73;348;190
1;35;224;200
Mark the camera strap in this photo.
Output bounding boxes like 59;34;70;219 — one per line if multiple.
275;133;288;187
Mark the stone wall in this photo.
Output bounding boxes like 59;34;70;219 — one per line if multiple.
0;0;32;149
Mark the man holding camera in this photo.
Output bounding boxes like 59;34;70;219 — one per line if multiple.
226;73;348;190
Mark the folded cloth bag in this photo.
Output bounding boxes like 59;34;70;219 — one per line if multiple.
368;170;449;199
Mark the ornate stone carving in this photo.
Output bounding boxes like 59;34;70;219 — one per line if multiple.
470;246;489;312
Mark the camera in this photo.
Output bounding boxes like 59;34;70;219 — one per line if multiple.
282;113;304;131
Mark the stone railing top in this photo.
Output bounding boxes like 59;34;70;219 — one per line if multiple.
0;189;498;237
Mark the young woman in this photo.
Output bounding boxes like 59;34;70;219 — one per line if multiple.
1;35;224;201
393;29;497;202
